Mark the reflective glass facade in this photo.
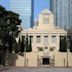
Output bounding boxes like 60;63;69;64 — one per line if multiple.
9;0;34;29
50;0;72;29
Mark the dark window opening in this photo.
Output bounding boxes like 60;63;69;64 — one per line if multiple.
42;58;50;65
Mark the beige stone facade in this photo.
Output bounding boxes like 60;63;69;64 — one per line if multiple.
10;9;72;67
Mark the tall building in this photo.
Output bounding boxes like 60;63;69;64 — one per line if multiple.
9;0;34;29
50;0;72;29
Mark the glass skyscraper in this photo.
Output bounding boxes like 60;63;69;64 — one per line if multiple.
50;0;72;29
9;0;34;29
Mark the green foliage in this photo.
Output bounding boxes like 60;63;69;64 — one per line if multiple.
15;35;32;55
59;36;67;52
26;35;32;52
0;6;21;53
17;35;32;53
24;35;28;52
20;36;25;52
0;5;21;65
70;39;72;52
38;47;43;51
29;37;32;52
14;37;21;53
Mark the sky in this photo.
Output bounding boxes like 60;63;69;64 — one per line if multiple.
0;0;9;10
0;0;50;18
34;0;50;18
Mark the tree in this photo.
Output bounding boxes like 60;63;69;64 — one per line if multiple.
59;36;67;52
67;29;72;52
70;39;72;52
0;6;21;66
14;35;32;57
25;34;29;52
28;37;32;52
20;36;25;52
14;37;21;53
16;35;32;55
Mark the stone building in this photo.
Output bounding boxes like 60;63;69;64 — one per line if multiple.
9;9;72;67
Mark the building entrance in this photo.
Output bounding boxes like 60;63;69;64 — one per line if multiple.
42;58;50;65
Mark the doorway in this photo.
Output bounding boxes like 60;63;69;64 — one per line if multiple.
42;58;50;65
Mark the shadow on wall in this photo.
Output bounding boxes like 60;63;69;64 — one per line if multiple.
8;53;18;66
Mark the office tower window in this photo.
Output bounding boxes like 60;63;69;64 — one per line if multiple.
36;36;41;43
50;0;72;29
9;0;34;29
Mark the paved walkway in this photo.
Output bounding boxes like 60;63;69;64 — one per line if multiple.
0;67;72;72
